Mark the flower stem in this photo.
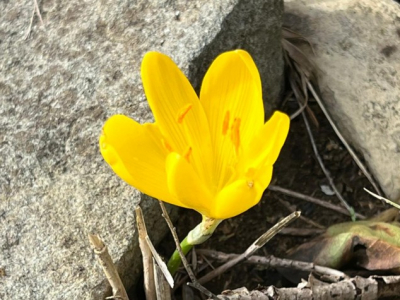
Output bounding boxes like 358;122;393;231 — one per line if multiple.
167;236;193;275
167;217;222;275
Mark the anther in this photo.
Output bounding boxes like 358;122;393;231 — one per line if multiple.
177;104;193;124
162;139;173;153
222;111;230;135
247;180;254;188
184;147;192;162
230;117;241;154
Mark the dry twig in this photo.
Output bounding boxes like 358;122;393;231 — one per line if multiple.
282;28;382;197
197;249;346;280
88;234;129;300
212;275;400;300
197;211;301;285
302;111;356;220
364;188;400;210
307;82;383;197
268;185;365;219
278;198;325;229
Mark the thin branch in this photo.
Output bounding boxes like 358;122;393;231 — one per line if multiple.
159;202;196;282
307;82;382;196
268;185;366;219
212;275;400;300
289;91;308;120
198;211;301;285
301;111;356;220
197;249;347;280
158;201;218;300
88;234;129;300
364;188;400;210
278;198;325;229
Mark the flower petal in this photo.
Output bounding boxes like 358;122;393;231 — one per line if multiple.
166;152;214;216
200;50;264;191
211;175;267;220
141;52;213;187
99;115;186;207
242;111;290;168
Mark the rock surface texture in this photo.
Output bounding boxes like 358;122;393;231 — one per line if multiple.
285;0;400;200
0;0;284;299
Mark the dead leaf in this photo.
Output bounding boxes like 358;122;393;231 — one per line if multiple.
280;220;400;283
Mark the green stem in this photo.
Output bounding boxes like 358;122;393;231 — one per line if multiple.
167;236;193;276
167;217;223;275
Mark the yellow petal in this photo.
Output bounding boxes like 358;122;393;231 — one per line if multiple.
141;52;213;187
99;115;186;207
211;176;266;219
242;111;290;168
246;164;274;192
200;50;264;190
166;152;213;216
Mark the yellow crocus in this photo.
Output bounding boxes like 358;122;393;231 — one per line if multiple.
99;50;289;220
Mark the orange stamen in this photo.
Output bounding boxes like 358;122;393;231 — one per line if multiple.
177;104;193;124
184;147;192;162
162;139;173;153
230;117;241;154
222;111;230;135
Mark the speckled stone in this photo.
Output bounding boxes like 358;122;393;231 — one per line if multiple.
0;0;284;299
285;0;400;201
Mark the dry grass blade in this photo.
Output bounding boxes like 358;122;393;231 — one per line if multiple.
283;38;319;126
154;259;172;300
282;27;316;55
135;206;174;293
283;27;382;197
282;39;317;82
364;188;400;210
282;27;383;214
88;234;129;300
302;111;356;220
307;82;383;197
278;198;325;229
197;211;300;285
135;207;156;300
269;185;365;219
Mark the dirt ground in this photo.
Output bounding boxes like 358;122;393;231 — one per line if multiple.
134;100;387;299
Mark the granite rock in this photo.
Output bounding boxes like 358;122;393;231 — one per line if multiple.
0;0;284;298
284;0;400;200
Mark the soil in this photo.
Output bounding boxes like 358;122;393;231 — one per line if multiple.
133;100;387;299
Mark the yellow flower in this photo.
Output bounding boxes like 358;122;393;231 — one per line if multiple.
99;50;289;219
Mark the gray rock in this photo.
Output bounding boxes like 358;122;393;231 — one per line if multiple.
284;0;400;200
0;0;284;299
